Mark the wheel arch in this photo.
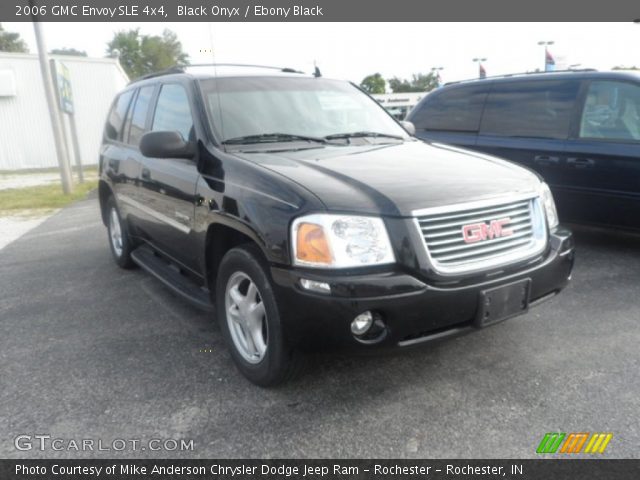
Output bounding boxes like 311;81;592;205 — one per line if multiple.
204;220;272;294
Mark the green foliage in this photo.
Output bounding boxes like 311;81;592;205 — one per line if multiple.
0;180;98;212
106;28;189;79
50;48;87;57
612;65;639;71
360;73;386;94
388;72;439;93
0;23;29;53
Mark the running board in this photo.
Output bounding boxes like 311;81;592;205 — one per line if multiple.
131;245;214;312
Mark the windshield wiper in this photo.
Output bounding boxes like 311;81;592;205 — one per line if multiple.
324;131;404;141
222;133;327;145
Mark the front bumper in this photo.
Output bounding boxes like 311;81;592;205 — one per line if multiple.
270;227;574;349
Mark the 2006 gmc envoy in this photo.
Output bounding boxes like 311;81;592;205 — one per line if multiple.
98;64;574;385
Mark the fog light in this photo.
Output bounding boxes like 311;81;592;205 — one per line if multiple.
299;278;331;294
351;311;374;335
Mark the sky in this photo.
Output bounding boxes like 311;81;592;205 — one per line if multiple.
5;22;640;84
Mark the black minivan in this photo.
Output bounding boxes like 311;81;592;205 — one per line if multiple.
408;70;640;231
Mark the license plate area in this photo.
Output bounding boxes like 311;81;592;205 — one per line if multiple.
476;279;531;327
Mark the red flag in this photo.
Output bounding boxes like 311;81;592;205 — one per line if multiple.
545;49;555;71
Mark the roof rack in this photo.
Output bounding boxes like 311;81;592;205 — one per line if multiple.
129;66;185;83
187;63;305;74
129;63;306;84
444;68;598;86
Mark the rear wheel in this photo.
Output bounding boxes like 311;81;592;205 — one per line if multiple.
106;196;135;269
216;245;302;386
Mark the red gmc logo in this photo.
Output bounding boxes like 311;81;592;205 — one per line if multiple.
462;218;514;244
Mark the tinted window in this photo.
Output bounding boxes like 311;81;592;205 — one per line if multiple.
105;90;134;140
127;86;155;145
580;80;640;141
410;85;488;132
152;84;193;141
480;80;580;139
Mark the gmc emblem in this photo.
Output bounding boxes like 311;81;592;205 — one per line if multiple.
462;218;514;244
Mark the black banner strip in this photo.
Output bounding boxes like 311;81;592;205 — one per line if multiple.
1;0;640;22
1;459;639;480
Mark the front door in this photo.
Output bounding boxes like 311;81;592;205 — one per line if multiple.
138;83;201;271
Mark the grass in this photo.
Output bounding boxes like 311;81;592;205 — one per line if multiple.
0;180;98;214
0;165;98;176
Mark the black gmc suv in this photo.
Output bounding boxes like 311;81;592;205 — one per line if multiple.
99;65;574;386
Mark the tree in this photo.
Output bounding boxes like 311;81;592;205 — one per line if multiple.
388;73;439;93
50;48;87;57
0;23;28;53
106;28;189;79
360;73;386;94
613;65;639;70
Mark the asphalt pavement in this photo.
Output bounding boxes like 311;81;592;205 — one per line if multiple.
1;197;639;458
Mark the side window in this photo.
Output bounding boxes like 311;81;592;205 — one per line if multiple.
127;86;155;145
579;81;640;141
480;80;579;139
152;84;194;141
410;86;488;132
105;90;134;141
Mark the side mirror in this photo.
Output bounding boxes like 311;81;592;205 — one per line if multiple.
139;131;195;159
400;121;416;136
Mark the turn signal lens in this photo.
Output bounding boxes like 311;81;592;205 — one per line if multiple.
539;182;559;229
295;223;332;265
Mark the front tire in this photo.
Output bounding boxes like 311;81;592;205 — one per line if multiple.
106;196;135;269
216;245;302;386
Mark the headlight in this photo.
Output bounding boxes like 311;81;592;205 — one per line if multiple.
291;214;395;268
539;182;559;229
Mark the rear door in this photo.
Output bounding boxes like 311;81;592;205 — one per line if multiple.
137;82;201;271
474;79;581;199
116;84;157;236
100;89;137;219
408;84;489;149
561;79;640;228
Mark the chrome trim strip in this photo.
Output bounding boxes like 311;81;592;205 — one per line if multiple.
411;192;538;217
398;326;472;347
417;202;530;223
429;229;534;255
420;210;531;232
119;194;191;235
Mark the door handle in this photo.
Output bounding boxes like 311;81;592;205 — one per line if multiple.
534;155;560;165
566;157;595;168
141;167;151;180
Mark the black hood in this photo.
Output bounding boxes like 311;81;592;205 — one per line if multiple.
234;141;541;217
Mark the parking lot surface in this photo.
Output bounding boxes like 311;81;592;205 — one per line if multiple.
1;197;639;458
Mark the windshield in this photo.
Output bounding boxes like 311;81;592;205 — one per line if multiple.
199;76;409;145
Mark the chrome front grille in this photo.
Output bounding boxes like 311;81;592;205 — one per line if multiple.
414;195;547;275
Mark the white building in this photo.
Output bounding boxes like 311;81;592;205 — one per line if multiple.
0;53;128;170
372;92;428;120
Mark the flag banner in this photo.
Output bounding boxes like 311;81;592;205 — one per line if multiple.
545;49;556;72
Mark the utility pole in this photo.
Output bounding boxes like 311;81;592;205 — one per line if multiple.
31;12;73;194
431;66;444;87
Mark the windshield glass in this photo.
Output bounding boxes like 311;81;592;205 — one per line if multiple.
199;76;409;144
